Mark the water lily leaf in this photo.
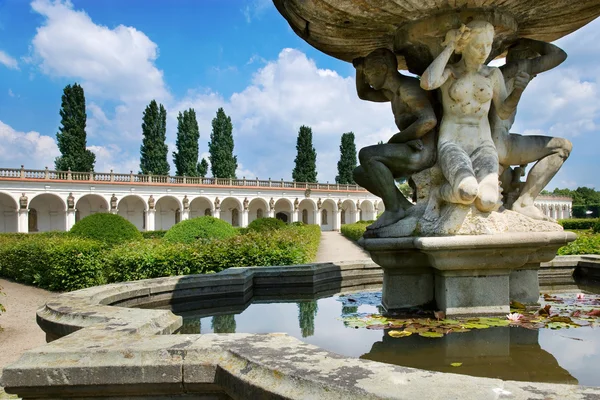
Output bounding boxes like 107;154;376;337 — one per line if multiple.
511;301;526;309
388;330;412;338
366;324;388;330
450;362;463;367
419;331;445;338
478;318;510;327
462;322;490;329
405;325;431;334
439;319;460;325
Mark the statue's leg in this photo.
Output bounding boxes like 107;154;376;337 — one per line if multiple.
471;143;501;212
503;134;572;220
438;142;478;204
356;143;426;229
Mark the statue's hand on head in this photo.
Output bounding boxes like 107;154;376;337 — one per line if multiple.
442;24;471;51
513;71;531;92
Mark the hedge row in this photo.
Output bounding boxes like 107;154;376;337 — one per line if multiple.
558;231;600;255
141;230;168;239
558;218;599;230
340;221;372;241
0;224;321;291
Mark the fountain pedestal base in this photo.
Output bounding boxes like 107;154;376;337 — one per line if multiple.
361;232;575;316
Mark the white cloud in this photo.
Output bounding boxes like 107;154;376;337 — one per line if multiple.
29;0;169;104
7;89;15;97
0;120;59;168
242;0;271;23
0;49;19;70
87;144;138;173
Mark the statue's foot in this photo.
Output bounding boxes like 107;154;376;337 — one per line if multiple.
367;209;406;230
475;176;501;213
456;177;478;204
512;203;555;222
423;187;442;222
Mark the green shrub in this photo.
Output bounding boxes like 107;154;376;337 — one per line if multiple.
141;230;168;239
558;232;600;255
558;218;599;230
247;217;287;232
163;216;238;244
341;221;371;241
106;224;321;282
290;221;305;227
594;221;600;234
0;235;105;291
70;213;142;245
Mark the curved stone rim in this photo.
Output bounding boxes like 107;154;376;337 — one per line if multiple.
2;258;600;399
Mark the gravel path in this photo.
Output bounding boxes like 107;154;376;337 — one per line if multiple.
315;231;370;262
0;278;52;379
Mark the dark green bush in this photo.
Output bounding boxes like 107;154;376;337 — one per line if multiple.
163;216;238;244
141;230;168;239
290;221;305;227
341;221;371;241
594;221;600;234
247;217;287;232
106;224;321;282
0;235;105;291
558;218;599;230
558;232;600;255
70;213;142;245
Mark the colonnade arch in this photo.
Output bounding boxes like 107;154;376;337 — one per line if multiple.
0;192;18;233
220;197;242;227
118;195;147;231
75;194;109;222
190;197;213;218
341;199;357;225
155;196;182;231
274;198;293;223
29;193;66;232
320;199;337;231
248;198;269;224
298;199;316;225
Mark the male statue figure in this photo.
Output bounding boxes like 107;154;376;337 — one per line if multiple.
492;39;572;220
352;48;438;230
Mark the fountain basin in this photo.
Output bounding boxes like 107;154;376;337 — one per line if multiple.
2;257;600;399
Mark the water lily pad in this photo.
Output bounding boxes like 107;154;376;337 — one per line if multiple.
462;322;490;329
450;362;463;367
419;331;444;338
388;330;412;338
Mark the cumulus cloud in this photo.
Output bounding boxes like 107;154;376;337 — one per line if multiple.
0;120;59;168
29;0;169;104
0;49;19;70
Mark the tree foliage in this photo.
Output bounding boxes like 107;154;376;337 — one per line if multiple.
335;132;357;184
140;100;170;175
197;158;209;177
173;108;200;176
55;83;96;172
208;108;237;178
292;125;318;183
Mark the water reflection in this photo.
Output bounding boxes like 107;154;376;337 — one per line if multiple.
362;327;577;384
212;314;236;333
297;301;318;338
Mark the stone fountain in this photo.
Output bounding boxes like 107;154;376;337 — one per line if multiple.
274;0;595;316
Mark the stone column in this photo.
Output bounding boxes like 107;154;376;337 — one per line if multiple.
315;210;321;226
213;209;221;220
292;209;298;223
66;210;76;231
146;209;156;231
509;263;540;304
182;209;190;221
17;209;29;233
242;210;249;227
334;210;341;231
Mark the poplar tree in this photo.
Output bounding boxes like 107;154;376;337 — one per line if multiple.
139;100;169;175
197;158;209;177
208;108;237;178
54;83;96;172
173;108;200;176
335;132;357;184
292;125;318;183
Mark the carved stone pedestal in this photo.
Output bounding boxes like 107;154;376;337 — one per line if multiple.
361;231;576;316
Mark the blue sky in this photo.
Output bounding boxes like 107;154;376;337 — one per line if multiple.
0;0;599;189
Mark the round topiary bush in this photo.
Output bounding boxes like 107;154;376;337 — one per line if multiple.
247;217;287;232
70;213;142;245
163;216;238;244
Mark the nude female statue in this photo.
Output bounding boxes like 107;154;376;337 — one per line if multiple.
420;21;530;214
352;48;438;230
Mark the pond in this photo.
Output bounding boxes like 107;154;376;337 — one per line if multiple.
172;279;600;386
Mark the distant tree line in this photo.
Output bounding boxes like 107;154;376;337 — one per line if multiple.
53;83;358;182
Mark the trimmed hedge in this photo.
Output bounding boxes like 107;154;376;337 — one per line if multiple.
558;218;599;230
163;216;238;244
247;217;287;232
141;230;168;239
341;221;371;241
106;224;321;282
0;236;105;291
70;213;142;245
558;232;600;255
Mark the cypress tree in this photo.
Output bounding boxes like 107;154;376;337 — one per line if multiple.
335;132;357;184
297;301;318;338
139;100;170;175
173;108;200;176
197;158;209;177
54;83;96;172
208;108;237;178
292;125;318;183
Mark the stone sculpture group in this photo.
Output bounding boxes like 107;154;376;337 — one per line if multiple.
353;21;572;237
